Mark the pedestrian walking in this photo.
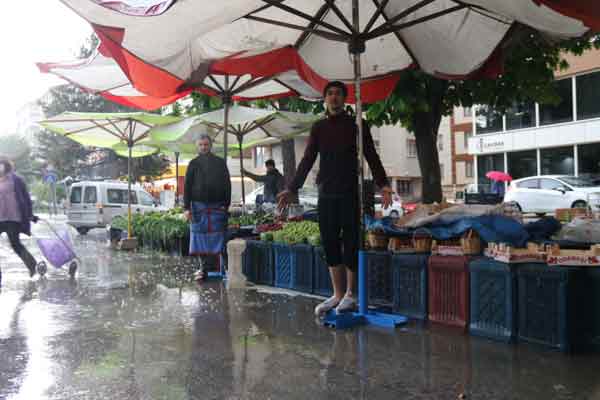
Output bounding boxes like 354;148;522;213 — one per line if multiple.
0;158;40;286
242;159;284;204
278;81;393;315
183;135;231;282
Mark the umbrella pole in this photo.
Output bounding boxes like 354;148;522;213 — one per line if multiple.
238;136;246;212
350;0;368;316
128;142;133;239
223;76;230;160
175;151;180;206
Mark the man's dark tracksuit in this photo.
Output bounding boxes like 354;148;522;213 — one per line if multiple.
288;113;389;270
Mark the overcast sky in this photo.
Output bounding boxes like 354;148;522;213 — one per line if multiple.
0;1;91;134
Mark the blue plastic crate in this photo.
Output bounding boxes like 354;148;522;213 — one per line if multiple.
517;264;586;352
585;269;600;352
243;240;274;285
392;254;428;320
313;247;333;297
469;258;517;343
366;251;393;309
273;243;314;293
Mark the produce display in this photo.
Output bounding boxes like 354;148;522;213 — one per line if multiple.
261;221;320;245
229;213;274;227
111;210;188;251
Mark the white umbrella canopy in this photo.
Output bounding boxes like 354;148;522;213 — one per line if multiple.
58;0;596;103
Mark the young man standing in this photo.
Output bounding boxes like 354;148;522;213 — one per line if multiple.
278;81;392;315
184;134;231;281
242;159;284;204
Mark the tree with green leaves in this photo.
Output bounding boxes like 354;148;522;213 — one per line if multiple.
365;32;600;203
0;134;36;181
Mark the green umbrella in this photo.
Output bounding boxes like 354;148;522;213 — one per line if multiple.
39;112;195;238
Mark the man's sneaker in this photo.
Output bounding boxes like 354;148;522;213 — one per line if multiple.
314;296;341;317
335;296;357;314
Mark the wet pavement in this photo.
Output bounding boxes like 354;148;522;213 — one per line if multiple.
1;218;600;400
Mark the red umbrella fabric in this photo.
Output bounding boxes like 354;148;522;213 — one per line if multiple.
486;171;513;182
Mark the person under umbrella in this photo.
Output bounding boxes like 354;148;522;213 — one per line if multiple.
183;135;231;282
0;159;41;286
242;159;284;205
278;81;393;315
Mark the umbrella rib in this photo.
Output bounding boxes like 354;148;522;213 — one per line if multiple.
367;0;437;34
232;76;274;95
229;75;243;92
324;0;356;34
90;120;127;142
372;0;423;70
451;1;511;25
244;15;347;42
258;125;273;138
106;119;127;137
294;3;331;49
60;120;116;136
257;0;351;36
366;4;467;40
364;0;390;34
208;74;225;93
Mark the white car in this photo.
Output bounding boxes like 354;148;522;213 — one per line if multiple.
375;194;404;218
242;186;319;209
504;175;600;215
67;180;167;234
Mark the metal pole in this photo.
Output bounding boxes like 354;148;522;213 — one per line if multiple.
351;0;368;316
175;151;180;206
127;123;133;239
223;75;230;160
238;136;246;210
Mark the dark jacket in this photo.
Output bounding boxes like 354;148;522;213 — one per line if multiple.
289;112;389;196
244;168;284;203
184;153;231;209
10;173;33;236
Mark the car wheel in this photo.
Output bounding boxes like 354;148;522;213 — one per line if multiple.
572;200;587;209
390;210;400;219
76;227;89;235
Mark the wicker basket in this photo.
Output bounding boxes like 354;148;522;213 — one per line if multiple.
413;234;432;253
460;229;481;255
431;230;481;256
367;231;389;250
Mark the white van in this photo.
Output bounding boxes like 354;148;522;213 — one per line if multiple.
67;181;166;234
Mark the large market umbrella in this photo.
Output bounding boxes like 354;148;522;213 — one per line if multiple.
148;105;320;207
39;112;195;238
53;0;596;327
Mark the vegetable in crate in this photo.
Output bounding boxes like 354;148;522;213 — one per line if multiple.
260;232;274;242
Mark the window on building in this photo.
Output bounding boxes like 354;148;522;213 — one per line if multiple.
464;132;472;150
540;146;574;175
465;160;474;178
407;139;417;157
396;180;412;195
505;100;535;130
438;135;443;151
577;71;600;120
578;142;600;178
508;150;537;180
254;146;266;168
539;78;573;126
475;105;503;134
477;153;505;192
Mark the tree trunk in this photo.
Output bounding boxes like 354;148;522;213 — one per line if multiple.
281;138;299;203
413;79;448;204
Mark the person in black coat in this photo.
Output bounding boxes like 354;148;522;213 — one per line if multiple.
242;159;284;204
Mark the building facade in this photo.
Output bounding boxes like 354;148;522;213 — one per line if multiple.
469;48;600;191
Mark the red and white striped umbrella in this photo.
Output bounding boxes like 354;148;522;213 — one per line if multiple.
56;0;597;104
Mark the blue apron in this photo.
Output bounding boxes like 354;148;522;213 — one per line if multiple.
189;201;228;256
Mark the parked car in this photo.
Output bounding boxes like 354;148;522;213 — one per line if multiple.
504;175;600;215
242;185;319;209
374;193;404;218
67;180;166;234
